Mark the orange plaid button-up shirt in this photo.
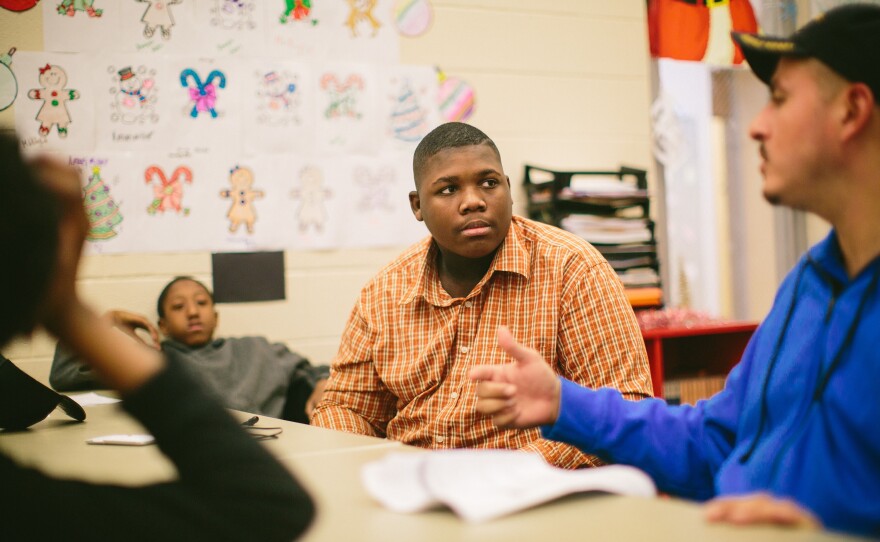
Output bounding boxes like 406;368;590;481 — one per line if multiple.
312;216;652;468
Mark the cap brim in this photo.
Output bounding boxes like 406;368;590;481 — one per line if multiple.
731;32;802;86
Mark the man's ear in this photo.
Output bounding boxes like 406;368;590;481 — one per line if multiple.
409;190;423;221
840;83;875;142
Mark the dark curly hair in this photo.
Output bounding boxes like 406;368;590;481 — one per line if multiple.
0;132;61;347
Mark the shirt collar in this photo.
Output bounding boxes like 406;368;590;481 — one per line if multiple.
400;216;531;306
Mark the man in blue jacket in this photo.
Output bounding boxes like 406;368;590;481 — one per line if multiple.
470;3;880;537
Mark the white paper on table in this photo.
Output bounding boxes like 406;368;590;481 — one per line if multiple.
67;392;121;407
362;450;657;523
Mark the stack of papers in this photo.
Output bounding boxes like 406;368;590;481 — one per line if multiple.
361;450;656;523
561;215;653;245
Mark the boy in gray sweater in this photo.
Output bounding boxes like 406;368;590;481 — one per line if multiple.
51;276;328;423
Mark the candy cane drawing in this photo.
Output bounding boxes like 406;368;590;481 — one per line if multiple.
180;69;226;118
145;165;193;215
320;73;364;119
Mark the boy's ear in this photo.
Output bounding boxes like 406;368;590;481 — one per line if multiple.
158;318;168;336
408;190;423;221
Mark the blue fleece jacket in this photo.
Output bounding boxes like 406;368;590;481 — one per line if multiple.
543;231;880;537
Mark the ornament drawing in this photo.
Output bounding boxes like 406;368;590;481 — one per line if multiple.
145;165;193;215
0;48;17;112
219;165;264;233
27;64;79;138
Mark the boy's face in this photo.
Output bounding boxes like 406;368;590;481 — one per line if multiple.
409;143;513;259
158;279;218;347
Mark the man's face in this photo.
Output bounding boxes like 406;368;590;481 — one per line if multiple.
159;279;218;347
749;58;840;209
409;144;513;260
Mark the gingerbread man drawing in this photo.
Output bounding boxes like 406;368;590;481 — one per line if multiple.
291;165;332;232
137;0;183;40
27;64;79;139
220;166;264;234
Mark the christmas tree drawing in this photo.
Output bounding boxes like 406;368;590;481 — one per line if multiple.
83;166;122;240
390;81;428;143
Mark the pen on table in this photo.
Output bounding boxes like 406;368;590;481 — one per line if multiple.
242;416;259;427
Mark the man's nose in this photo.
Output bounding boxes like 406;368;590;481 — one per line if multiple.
748;105;769;142
459;186;487;213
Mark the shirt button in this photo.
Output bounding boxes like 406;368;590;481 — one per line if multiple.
436;435;446;444
464;301;473;308
451;392;459;399
460;346;469;354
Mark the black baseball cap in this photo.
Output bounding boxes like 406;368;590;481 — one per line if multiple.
731;3;880;99
0;354;86;430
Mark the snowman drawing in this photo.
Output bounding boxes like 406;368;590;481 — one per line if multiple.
112;66;157;125
256;71;299;126
211;0;256;30
27;64;79;139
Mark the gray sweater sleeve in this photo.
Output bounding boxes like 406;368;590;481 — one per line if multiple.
49;343;103;391
272;342;329;387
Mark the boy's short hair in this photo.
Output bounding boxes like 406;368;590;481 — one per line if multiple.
0;132;60;346
412;122;502;186
156;276;214;318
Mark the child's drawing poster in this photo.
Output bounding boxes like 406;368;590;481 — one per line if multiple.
325;0;399;64
13;51;96;154
262;0;332;62
115;0;201;55
380;64;440;153
287;156;343;250
67;152;131;254
164;56;243;155
336;153;425;249
42;0;123;53
25;0;436;254
94;152;217;253
315;62;380;155
95;55;172;151
192;0;267;57
210;155;293;252
242;60;315;156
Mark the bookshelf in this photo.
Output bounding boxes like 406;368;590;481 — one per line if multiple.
523;164;662;309
641;322;759;403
